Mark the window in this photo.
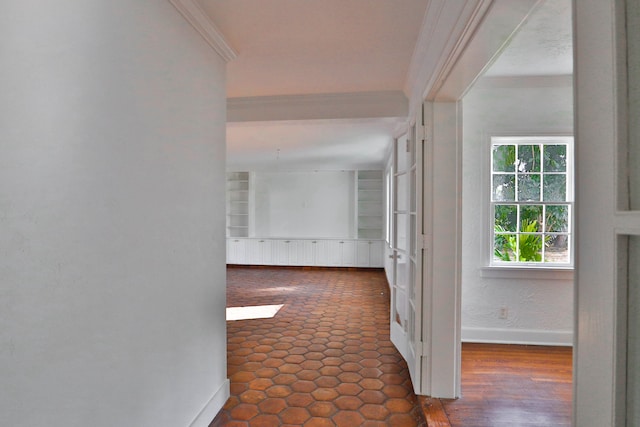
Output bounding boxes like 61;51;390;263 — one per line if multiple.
490;136;573;266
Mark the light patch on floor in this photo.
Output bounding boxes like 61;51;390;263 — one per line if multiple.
226;304;284;321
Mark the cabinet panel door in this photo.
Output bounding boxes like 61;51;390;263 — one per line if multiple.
314;240;329;266
227;239;246;264
275;240;289;265
327;241;342;266
244;239;259;265
264;240;276;265
369;241;384;267
288;241;303;266
254;239;272;265
341;240;356;267
302;240;314;265
356;241;371;267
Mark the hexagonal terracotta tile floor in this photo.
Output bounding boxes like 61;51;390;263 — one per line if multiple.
210;267;425;427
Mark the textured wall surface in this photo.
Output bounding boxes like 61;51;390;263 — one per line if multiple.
461;76;574;344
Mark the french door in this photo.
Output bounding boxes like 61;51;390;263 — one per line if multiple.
390;122;425;393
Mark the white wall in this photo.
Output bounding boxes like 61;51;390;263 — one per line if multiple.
461;76;574;345
0;2;228;426
252;171;355;238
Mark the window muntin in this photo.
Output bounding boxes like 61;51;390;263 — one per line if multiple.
490;137;573;265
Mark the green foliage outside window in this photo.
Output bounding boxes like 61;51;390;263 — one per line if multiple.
491;141;571;264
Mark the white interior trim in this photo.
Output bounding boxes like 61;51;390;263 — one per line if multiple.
188;379;230;427
614;211;640;235
405;0;493;116
462;327;573;346
430;0;542;101
169;0;237;62
421;0;493;101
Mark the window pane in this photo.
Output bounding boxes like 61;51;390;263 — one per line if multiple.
397;173;407;211
494;234;515;262
494;204;517;232
545;235;569;263
546;205;569;232
397;135;408;173
544;145;567;172
490;137;573;266
518;174;541;201
396;213;407;251
493;174;515;201
544;174;567;202
493;145;515;172
518;233;543;262
518;145;541;172
521;205;543;232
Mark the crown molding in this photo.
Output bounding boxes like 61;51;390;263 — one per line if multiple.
169;0;237;62
404;0;545;110
428;0;542;102
404;0;445;98
404;0;492;115
422;0;494;101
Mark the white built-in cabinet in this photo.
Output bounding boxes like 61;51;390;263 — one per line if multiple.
226;238;246;264
356;240;384;267
226;170;384;268
226;238;383;268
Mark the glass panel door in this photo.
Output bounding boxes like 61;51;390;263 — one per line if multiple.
391;134;409;356
406;124;422;390
390;126;423;394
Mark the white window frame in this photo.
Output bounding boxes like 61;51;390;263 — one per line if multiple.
485;135;575;272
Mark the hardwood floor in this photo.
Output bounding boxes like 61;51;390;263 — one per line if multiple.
423;343;572;427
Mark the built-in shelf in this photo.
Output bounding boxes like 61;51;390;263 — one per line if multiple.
227;172;250;237
357;170;384;239
225;169;385;241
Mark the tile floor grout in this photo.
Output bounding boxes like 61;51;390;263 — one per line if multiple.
211;266;426;427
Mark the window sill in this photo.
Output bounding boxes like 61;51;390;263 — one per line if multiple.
480;266;574;281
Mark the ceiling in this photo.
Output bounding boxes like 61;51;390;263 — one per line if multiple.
199;0;428;98
485;0;573;77
226;119;396;171
198;0;573;171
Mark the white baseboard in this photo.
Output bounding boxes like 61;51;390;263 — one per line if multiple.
189;379;230;427
461;327;573;346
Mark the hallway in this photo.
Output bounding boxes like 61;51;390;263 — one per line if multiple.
211;267;425;426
